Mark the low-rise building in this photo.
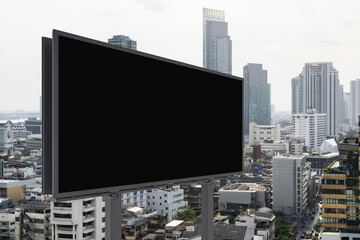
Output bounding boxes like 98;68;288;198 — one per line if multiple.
26;134;42;150
260;140;288;155
306;152;339;175
122;205;157;240
236;210;275;240
165;220;184;239
15;199;51;240
12;122;32;140
218;183;266;214
0;121;13;155
0;209;15;239
289;137;305;155
181;184;202;216
24;118;42;135
249;122;281;144
0;179;36;203
122;190;147;207
147;185;186;222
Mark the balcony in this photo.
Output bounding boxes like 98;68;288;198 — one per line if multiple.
83;225;95;234
83;214;95;223
58;226;73;232
322;213;347;218
52;206;72;214
83;236;95;240
83;204;95;212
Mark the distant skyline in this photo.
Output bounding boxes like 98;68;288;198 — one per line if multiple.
1;0;359;112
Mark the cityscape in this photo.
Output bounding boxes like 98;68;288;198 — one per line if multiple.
1;2;360;240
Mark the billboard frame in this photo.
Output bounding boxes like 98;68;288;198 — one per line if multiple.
52;29;243;201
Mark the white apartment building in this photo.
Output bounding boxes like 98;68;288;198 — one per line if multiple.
51;197;105;240
293;109;327;151
122;190;147;207
0;121;13;155
249;122;281;144
0;210;15;239
147;185;186;222
272;155;310;216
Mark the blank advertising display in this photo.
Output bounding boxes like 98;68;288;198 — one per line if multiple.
52;30;243;200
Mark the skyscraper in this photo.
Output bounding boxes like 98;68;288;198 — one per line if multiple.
291;74;303;115
344;92;350;123
243;63;271;134
350;79;360;127
203;8;232;75
338;84;345;124
294;62;340;137
108;35;137;50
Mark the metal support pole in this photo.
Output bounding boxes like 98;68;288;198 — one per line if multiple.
105;192;122;240
201;181;214;240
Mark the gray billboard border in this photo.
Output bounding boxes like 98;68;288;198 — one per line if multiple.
52;29;243;201
42;37;52;195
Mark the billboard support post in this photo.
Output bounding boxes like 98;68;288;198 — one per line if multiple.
105;192;122;240
201;180;214;240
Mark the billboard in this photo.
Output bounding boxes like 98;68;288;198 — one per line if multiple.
48;30;243;200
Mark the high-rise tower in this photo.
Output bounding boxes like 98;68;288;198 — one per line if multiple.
291;75;303;115
108;35;137;50
203;8;232;75
293;62;340;137
243;63;271;134
350;79;360;127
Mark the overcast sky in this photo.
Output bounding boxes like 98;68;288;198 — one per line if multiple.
0;0;359;112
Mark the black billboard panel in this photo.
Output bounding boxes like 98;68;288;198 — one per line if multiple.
51;30;243;200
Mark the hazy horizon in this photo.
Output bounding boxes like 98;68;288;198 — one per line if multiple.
1;0;359;112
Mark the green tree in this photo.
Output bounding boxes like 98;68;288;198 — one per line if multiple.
273;211;295;240
228;217;235;225
313;219;322;232
172;205;197;222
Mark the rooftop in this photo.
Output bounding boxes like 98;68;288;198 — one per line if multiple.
165;220;184;227
341;137;359;144
0;178;36;188
16;199;50;210
220;182;265;192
